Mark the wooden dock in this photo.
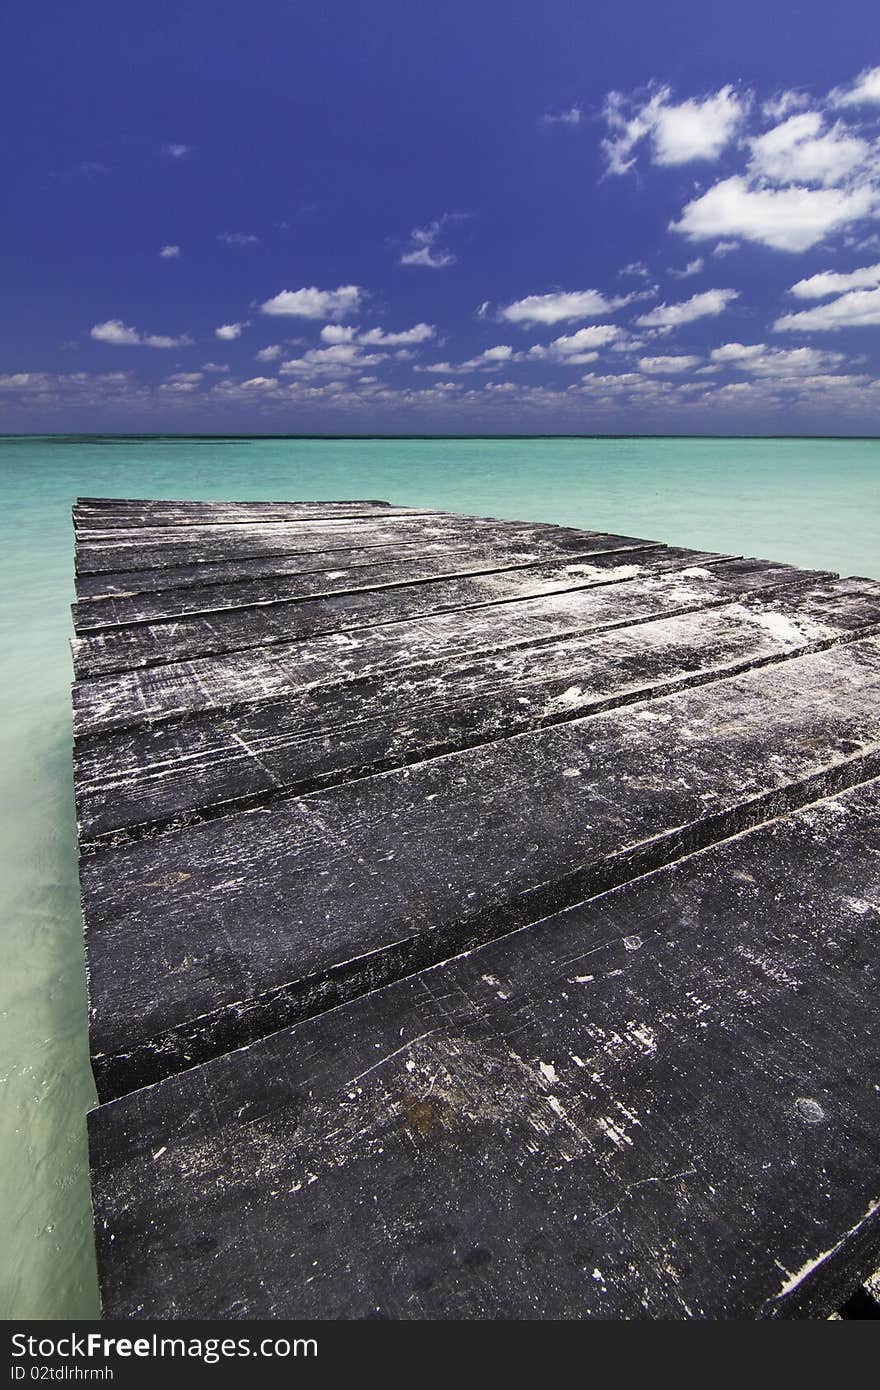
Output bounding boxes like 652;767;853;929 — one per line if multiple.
72;497;880;1319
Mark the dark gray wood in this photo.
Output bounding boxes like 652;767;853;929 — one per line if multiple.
71;548;734;679
73;499;439;531
75;515;653;575
72;538;679;633
73;578;880;846
87;777;880;1320
73;529;663;603
73;497;880;1320
81;636;880;1100
71;557;831;736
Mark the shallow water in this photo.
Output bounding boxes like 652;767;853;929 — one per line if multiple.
0;433;877;1318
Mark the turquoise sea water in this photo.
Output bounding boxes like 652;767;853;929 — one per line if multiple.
1;433;878;1319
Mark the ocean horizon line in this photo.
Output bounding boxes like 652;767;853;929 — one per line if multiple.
3;432;880;443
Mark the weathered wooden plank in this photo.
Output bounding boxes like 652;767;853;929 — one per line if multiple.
71;558;830;736
73;529;664;603
81;637;880;1100
73;578;880;845
73;499;438;531
76;515;639;574
72;538;676;633
87;777;880;1319
75;513;456;547
70;553;820;680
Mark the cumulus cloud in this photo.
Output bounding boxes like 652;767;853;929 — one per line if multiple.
602;84;749;174
217;232;259;246
498;289;629;325
159;245;181;259
638;355;702;373
215;323;245;340
668;258;704;278
357;323;436;346
673;177;878;252
635;288;738;331
255;345;282;361
709;342;767;364
605;70;880;254
400;220;457;268
788;262;880;298
417;346;515;374
773;286;880;331
162;143;191;159
279;343;385;376
710;342;847;374
260;285;363;318
747;112;871;187
830;65;880;109
526;324;624;364
90;320;192;348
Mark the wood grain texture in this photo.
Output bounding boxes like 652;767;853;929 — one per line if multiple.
73;578;880;845
71;558;830;736
87;777;880;1319
73;498;880;1319
81;637;880;1099
71;547;731;678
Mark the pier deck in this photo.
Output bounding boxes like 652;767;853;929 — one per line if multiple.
72;498;880;1319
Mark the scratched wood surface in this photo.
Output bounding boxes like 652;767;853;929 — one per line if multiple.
88;779;880;1319
73;497;880;1318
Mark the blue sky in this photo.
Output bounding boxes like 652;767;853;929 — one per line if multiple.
2;0;880;433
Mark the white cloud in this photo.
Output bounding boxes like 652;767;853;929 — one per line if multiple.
542;106;582;126
673;176;878;252
255;345;282;361
159;245;181;259
669;258;704;278
830;66;880;108
747;112;871;188
499;289;629;325
162;143;191;159
201;361;229;372
619;261;650;278
260;285;363;319
710;342;766;363
319;325;356;344
635;288;738;331
416;345;515;375
400;220;456;268
470;345;514;365
215;323;245;341
279;344;385;376
358;322;436;346
773;286;880;331
638;355;702;373
788;262;880;298
711;342;847;374
90;320;140;346
217;232;259;246
762;90;810;121
602;84;749;174
526;324;624;364
712;240;740;256
90;320;192;348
